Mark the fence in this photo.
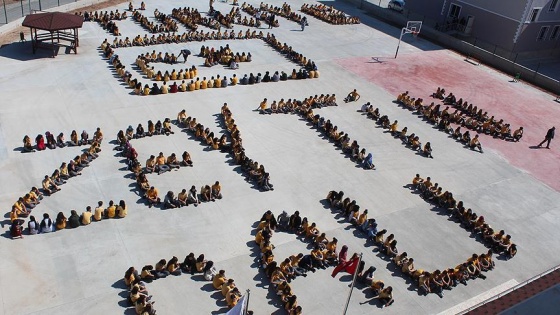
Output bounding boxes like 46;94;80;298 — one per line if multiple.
0;0;80;24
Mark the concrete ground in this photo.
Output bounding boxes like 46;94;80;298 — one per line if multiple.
1;0;560;314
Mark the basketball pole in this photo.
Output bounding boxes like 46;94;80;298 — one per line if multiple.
395;27;406;59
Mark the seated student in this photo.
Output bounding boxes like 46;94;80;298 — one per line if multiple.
213;270;228;290
140;265;156;282
154;259;170;278
13;198;31;219
42;175;61;195
163;191;179;209
372;286;394;307
423;142;433;158
389;120;399;135
162;118;174;135
10;220;24;239
166;256;182;276
344;89;360;103
257;98;270;114
38;213;54;233
116;200;127;218
81;206;93;225
22;135;36;152
145;155;157;173
53;211;67;230
155;152;168;174
211;181;222;199
24;214;39;235
94;201;104;221
512;127;523;142
166;153;180;169
144;186;160;208
200;185;215;201
470;134;483;153
187;185;200;206
221;278;236;298
181;151;193;166
67;210;80;228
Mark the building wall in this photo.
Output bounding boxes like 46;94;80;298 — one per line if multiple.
401;0;560;53
453;4;520;51
405;0;446;22
452;0;527;20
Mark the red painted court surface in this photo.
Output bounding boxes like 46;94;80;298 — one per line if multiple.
336;49;560;192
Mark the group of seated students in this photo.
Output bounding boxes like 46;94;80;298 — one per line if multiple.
258;2;306;25
325;191;496;298
360;102;434;158
300;3;360;25
207;6;236;29
135;60;197;82
101;30;317;94
255;210;335;314
159;182;223;209
136;50;182;65
104;23;269;49
220;104;274;191
128;1;146;12
10;199;127;239
263;32;318;73
411;175;517;259
257;94;336;114
310;112;376;169
396;91;485;153
432;88;523;142
171;6;202;31
259;96;373;169
123;252;244;313
241;2;279;27
80;10;127;36
199;44;251;68
22;128;103;153
10;149;100;235
176;111;231;152
132;9;178;34
117;119;174;144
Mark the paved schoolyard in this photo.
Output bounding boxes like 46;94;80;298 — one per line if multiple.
0;0;560;314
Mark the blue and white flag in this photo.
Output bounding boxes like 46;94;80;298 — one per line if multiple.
225;294;247;315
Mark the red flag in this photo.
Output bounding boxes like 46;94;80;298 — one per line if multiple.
331;256;359;277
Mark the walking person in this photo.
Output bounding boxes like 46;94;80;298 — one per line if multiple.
301;17;307;31
180;49;191;63
537;126;555;149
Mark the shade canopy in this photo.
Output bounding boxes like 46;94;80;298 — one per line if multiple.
22;12;83;32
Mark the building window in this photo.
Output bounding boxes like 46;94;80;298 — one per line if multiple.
537;26;549;41
529;8;540;22
550;0;559;12
551;26;560;40
449;4;461;19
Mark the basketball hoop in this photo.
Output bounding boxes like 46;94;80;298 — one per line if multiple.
395;21;423;58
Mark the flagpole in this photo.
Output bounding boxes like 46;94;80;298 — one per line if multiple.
243;289;250;315
342;253;362;315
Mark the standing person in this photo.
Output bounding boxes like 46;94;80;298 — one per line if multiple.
209;0;214;11
301;17;307;31
268;14;275;29
180;49;191;63
537;126;555;149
